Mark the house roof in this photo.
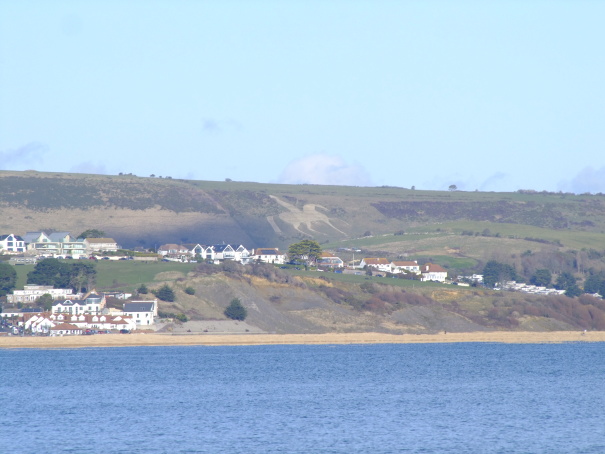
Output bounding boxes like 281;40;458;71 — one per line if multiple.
422;263;447;273
363;258;390;265
123;302;155;312
392;261;419;267
213;244;234;253
0;234;24;241
48;232;72;242
23;232;47;243
51;323;80;330
254;248;281;255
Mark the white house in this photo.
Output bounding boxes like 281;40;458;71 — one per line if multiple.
0;234;26;254
252;248;286;264
359;258;392;273
391;260;421;275
122;300;157;326
420;263;448;282
52;292;106;315
50;313;137;331
317;252;344;268
233;245;251;263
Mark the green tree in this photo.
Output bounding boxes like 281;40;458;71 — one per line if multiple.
530;269;552;287
448;184;457;191
66;262;97;293
78;229;106;239
37;293;54;311
288;240;322;265
483;261;517;288
137;284;149;294
155;284;175;302
555;271;576;291
27;258;67;287
583;274;604;294
184;286;195;295
224;298;247;321
0;262;17;297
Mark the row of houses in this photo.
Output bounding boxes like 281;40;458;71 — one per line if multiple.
358;258;448;282
0;232;119;258
159;243;287;264
2;288;158;334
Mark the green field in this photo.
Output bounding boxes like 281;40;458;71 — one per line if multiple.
12;260;197;293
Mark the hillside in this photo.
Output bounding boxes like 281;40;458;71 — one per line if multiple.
140;263;605;334
2;170;605;258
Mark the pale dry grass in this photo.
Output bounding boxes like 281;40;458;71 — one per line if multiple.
1;331;603;349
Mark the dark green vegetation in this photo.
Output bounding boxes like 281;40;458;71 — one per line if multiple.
153;284;175;302
0;262;17;297
224;298;247;321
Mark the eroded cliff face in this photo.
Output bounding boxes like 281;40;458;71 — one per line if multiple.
153;272;580;335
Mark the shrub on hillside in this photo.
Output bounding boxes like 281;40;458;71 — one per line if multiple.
224;298;247;321
153;284;175;302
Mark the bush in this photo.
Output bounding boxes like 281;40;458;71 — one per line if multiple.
184;286;195;295
175;313;189;322
224;298;247;321
154;284;175;302
137;284;149;294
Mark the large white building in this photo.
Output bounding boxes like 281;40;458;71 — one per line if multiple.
7;285;80;304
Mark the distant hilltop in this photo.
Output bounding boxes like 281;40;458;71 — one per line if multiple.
1;169;604;252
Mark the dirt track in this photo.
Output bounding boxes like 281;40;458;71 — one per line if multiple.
1;331;603;349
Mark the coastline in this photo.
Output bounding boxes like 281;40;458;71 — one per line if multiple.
0;330;603;349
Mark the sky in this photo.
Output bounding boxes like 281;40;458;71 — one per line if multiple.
1;0;605;193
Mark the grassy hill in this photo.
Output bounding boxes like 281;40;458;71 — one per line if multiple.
2;169;605;282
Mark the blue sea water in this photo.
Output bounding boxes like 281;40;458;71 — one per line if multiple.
1;343;604;454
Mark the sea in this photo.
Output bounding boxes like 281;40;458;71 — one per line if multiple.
1;342;604;454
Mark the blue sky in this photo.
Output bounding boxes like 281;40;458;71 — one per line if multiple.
1;1;604;193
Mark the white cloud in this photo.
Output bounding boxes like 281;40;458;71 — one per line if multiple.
558;166;605;194
277;154;372;186
0;142;48;169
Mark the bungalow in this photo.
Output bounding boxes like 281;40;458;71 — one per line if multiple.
0;234;26;253
317;252;345;268
252;248;286;265
420;263;448;283
391;260;421;275
84;237;119;253
50;323;82;336
359;258;391;273
157;243;190;261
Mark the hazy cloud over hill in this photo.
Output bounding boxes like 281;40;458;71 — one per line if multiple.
559;166;605;194
0;142;47;169
278;154;372;186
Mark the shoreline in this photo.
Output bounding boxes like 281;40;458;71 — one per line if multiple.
1;330;604;349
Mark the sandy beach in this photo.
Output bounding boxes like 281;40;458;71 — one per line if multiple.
1;330;604;349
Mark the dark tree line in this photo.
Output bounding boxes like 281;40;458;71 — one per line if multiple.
27;258;96;293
